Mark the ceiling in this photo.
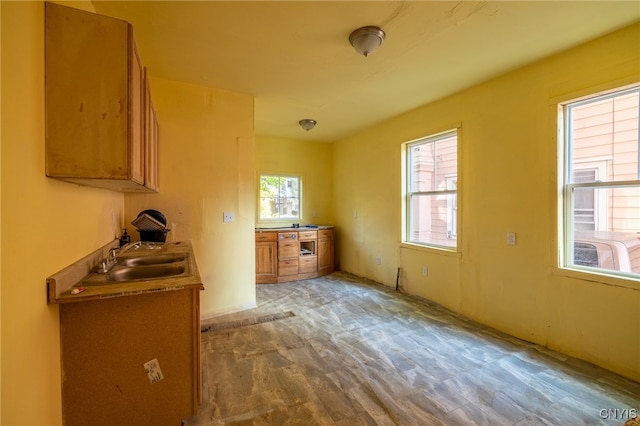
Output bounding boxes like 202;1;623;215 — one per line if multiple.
92;1;640;142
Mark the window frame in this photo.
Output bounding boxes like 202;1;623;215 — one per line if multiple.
559;85;640;281
403;128;460;250
258;174;302;222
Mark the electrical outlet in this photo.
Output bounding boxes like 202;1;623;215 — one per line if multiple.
506;232;517;246
223;212;234;223
376;257;381;265
353;210;358;218
422;266;428;276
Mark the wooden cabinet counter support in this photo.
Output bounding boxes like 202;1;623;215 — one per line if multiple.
255;227;334;284
47;241;203;425
59;289;201;425
45;2;159;192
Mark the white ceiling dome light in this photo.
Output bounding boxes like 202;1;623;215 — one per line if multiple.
299;119;317;131
349;26;386;57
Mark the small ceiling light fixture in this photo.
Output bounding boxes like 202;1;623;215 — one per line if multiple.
299;119;317;131
349;25;386;57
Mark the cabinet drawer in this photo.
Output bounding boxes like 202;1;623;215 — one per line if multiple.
278;241;299;259
278;259;299;276
299;256;318;274
255;232;277;242
278;232;298;241
319;229;333;239
298;231;317;241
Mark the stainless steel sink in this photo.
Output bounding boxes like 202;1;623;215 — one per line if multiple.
108;263;187;282
119;254;187;267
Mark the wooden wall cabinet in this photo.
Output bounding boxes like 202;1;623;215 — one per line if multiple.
45;2;159;192
255;228;334;284
143;69;160;192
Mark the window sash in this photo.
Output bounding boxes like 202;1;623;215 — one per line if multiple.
565;86;640;184
561;85;640;280
405;130;458;248
259;175;301;220
564;183;640;278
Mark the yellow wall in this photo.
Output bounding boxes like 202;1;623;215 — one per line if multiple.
1;2;124;424
255;136;333;227
333;22;640;382
124;78;255;319
0;2;4;422
0;1;637;423
1;2;254;423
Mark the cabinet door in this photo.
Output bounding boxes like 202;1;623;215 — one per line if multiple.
143;69;159;192
256;242;277;283
318;230;334;276
299;256;318;274
44;3;156;192
60;289;200;425
130;39;145;185
278;259;299;276
45;3;130;180
278;241;299;259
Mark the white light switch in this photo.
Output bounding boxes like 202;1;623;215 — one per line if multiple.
223;212;234;223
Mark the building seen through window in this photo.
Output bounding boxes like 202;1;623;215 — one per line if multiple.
562;86;640;279
405;130;458;249
259;175;300;220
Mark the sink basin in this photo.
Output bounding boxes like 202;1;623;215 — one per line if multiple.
119;254;187;267
108;263;187;282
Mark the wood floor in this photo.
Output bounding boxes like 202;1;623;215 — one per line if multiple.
185;272;640;425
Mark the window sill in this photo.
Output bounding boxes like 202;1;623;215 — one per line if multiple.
551;266;640;291
400;242;461;258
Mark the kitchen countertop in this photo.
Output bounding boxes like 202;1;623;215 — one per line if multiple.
47;240;203;304
255;225;333;232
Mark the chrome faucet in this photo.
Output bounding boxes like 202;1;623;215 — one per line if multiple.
118;241;142;254
97;248;119;274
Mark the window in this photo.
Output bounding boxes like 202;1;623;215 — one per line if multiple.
561;86;640;279
259;175;301;220
404;130;458;249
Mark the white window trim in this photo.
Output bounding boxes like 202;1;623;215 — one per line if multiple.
257;174;302;223
403;128;460;250
559;85;640;281
446;176;458;239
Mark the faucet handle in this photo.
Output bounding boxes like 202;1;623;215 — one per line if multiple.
97;260;109;274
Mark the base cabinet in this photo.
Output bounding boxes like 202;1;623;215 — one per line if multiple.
59;289;201;425
318;229;335;276
255;232;278;283
255;228;334;284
